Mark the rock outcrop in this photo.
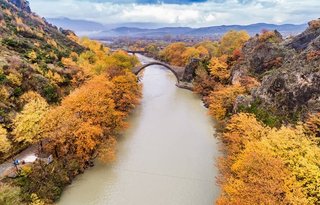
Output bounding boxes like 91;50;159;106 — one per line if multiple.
231;19;320;120
9;0;31;13
286;19;320;51
182;58;199;82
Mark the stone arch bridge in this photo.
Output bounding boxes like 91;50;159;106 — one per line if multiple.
132;60;199;90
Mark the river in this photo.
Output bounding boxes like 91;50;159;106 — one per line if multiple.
58;54;221;205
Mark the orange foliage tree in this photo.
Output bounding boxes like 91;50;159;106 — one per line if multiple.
41;75;127;164
208;84;246;120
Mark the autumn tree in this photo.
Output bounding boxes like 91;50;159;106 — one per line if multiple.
160;42;187;66
218;113;320;205
263;126;320;204
110;72;141;114
209;55;230;82
13;92;49;144
219;30;250;56
217;141;308;205
222;113;267;156
195;40;219;57
208;84;246;120
195;45;210;59
0;124;11;153
181;47;201;64
40;75;129;164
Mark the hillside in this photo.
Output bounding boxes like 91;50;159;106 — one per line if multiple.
0;0;85;132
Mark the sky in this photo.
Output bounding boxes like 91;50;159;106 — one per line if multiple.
28;0;320;27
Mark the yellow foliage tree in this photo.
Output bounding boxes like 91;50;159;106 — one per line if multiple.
160;42;187;66
262;126;320;204
209;55;230;82
218;140;308;205
0;86;10;103
7;73;22;86
218;113;320;205
181;47;201;64
13;95;49;144
196;45;210;59
0;124;11;153
222;113;268;156
196;40;220;57
219;30;250;55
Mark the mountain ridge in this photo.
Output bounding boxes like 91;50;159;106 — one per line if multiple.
47;17;307;38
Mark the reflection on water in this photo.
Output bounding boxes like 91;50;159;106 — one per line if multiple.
58;54;220;205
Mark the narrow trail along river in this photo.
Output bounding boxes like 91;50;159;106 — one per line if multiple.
58;54;221;205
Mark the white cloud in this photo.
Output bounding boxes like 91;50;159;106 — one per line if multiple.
28;0;320;27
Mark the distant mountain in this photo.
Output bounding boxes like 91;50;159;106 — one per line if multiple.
46;17;307;39
47;18;169;36
47;17;105;34
189;23;307;36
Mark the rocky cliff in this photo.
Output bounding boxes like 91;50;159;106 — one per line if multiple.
232;19;320;122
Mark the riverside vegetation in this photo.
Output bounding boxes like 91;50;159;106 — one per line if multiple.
0;0;141;204
144;21;320;204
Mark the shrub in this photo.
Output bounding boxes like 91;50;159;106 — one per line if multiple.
0;86;10;103
16;161;70;203
238;100;282;127
7;73;22;86
0;184;22;205
43;84;59;103
304;112;320;138
258;30;282;43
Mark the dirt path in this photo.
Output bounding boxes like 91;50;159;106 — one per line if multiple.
0;146;37;179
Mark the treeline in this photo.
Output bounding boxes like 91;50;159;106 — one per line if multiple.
151;29;320;204
0;37;141;204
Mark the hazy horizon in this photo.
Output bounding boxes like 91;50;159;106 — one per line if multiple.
47;16;309;29
29;0;320;27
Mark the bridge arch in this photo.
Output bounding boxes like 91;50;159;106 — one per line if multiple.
133;62;180;83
